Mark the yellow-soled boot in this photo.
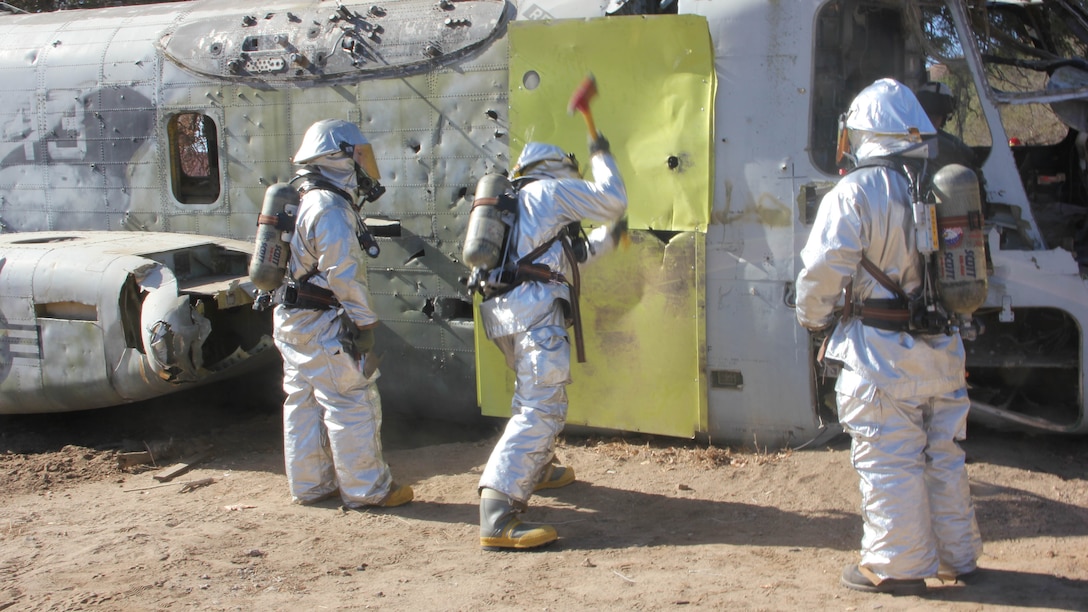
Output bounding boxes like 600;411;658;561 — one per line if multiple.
376;483;414;507
532;458;575;492
479;488;557;551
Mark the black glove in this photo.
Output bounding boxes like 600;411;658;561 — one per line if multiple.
352;327;376;355
589;131;610;156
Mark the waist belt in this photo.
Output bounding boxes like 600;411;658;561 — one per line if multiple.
842;258;915;333
857;298;911;332
278;280;340;310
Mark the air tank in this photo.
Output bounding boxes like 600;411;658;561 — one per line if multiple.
248;182;299;292
462;173;514;271
931;164;988;314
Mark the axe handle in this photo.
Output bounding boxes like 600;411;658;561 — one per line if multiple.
580;109;598;138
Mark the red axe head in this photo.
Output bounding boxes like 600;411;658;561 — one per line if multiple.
568;74;598;115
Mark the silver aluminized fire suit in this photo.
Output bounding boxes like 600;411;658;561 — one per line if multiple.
477;144;627;505
273;167;393;508
795;80;982;583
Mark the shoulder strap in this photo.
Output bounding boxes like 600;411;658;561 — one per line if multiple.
849;156;931;200
296;175;357;206
859;257;909;302
847;157;902;174
846;157;922;303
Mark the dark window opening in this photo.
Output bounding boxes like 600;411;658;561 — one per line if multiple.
424;297;474;321
810;1;922;175
120;275;144;351
169;113;221;204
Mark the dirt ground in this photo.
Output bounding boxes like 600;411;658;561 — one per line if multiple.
2;371;1087;611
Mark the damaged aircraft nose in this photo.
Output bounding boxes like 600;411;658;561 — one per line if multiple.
0;231;275;414
142;294;212;383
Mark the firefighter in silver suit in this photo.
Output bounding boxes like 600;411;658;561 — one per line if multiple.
795;79;982;594
273;119;412;509
477;138;627;550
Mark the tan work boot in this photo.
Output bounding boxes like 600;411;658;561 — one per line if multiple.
533;458;575;492
479;488;557;551
376;483;414;507
840;563;926;595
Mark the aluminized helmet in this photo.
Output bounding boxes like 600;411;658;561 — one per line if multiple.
843;78;936;160
292;119;384;202
294;119;366;165
845;78;935;136
511;142;581;180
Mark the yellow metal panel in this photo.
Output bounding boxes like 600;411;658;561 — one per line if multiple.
477;230;708;438
508;14;713;231
477;14;713;438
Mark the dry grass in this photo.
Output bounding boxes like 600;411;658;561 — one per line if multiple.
562;434;793;469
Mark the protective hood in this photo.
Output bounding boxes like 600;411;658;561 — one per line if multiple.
292;119;380;195
298;155;357;192
511;142;581;180
294;119;367;164
845;78;937;161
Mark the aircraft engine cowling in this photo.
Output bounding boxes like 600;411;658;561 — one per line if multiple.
248;183;299;292
931;163;988;315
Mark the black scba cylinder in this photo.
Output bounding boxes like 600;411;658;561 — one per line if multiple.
249;183;299;292
931;164;987;314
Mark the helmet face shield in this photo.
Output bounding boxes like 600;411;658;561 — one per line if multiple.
293;119;386;204
339;140;385;203
836;112;851;164
344;142;381;181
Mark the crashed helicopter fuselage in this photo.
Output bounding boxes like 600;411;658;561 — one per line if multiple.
1;0;1088;446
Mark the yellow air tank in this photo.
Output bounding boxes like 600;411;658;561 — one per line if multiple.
931;163;988;314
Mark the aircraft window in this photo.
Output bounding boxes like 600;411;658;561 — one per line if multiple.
920;3;1082;150
35;302;97;322
917;4;994;158
168;113;221;205
976;5;1075;147
810;1;923;174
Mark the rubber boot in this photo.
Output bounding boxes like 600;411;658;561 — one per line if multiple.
479;488;557;551
376;483;414;508
533;457;575;492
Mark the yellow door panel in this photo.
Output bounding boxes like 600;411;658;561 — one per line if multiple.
477;14;713;438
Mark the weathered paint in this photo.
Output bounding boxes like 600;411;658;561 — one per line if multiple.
0;231;273;412
0;0;1085;444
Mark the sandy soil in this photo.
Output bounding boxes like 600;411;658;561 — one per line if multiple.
1;372;1087;611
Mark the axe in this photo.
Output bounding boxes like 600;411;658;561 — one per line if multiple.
567;74;598;138
568;74;629;250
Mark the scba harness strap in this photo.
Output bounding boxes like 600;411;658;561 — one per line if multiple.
276;268;340;310
275;174;377;311
473;175;591;363
840;159;951;335
495;223;588;364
